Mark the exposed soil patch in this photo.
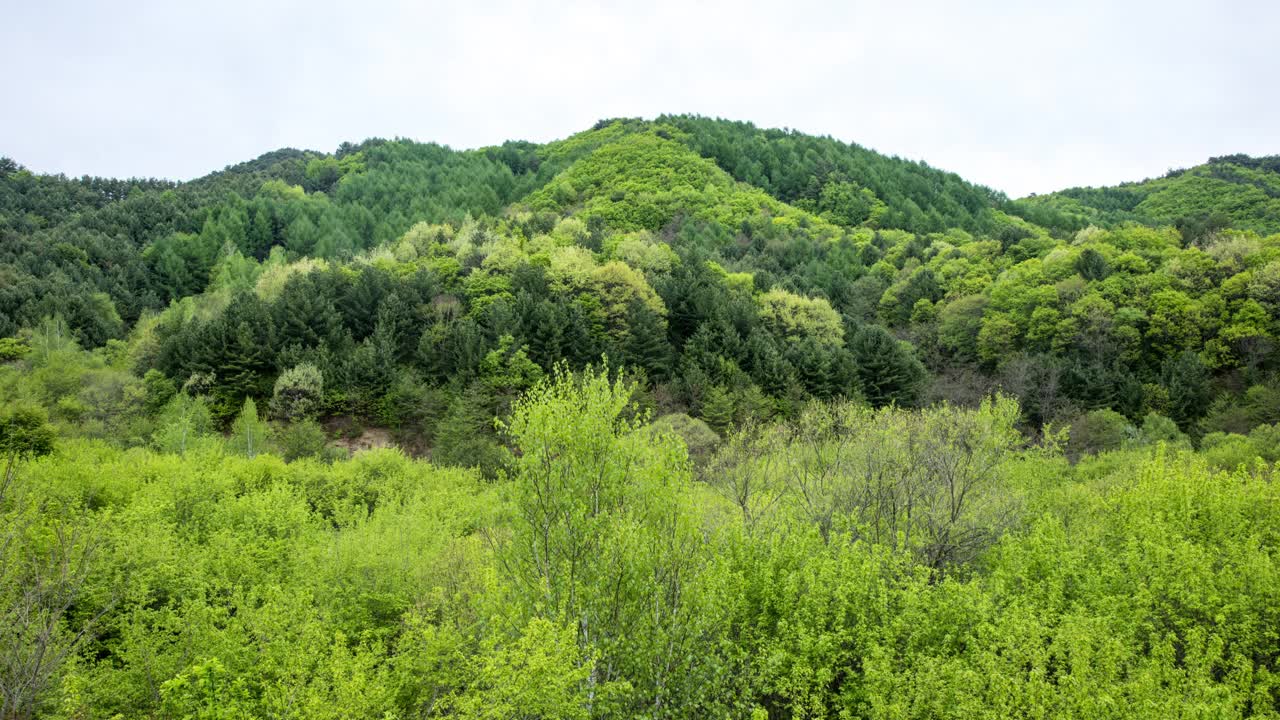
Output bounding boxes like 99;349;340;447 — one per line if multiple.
323;416;397;455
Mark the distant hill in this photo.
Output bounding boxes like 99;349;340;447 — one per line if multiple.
1010;154;1280;239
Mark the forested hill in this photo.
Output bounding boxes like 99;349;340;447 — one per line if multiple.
5;117;1280;720
1010;154;1280;238
2;117;1279;465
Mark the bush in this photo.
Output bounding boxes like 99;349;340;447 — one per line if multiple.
271;363;324;422
1067;408;1134;459
650;413;720;464
276;419;330;462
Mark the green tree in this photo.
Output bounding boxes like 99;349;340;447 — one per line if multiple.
500;365;701;709
623;299;671;379
757;288;844;346
937;294;988;361
0;404;55;498
1161;351;1211;429
442;619;593;720
849;325;925;407
1067;408;1133;459
276;418;329;462
229;397;269;458
0;337;32;363
432;384;508;477
976;313;1021;366
152;394;213;454
271;363;324;422
142;368;177;414
701;385;736;434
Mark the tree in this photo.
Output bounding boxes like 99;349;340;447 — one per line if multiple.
976;313;1021;367
756;288;844;346
230;397;269;458
246;206;275;259
152;394;213;455
849;325;925;407
1146;290;1202;359
1219;299;1273;370
1066;408;1133;459
1;514;109;720
276;418;329;462
814;180;887;227
1075;247;1111;280
432;384;508;478
786;336;835;398
0;405;55;500
623;300;671;379
141;369;177;414
523;300;567;370
479;335;544;399
772;396;1022;568
441;619;593;720
271;363;324;422
500;365;700;708
937;295;988;361
700;385;736;434
0;337;31;363
649;413;720;465
1161;351;1211;429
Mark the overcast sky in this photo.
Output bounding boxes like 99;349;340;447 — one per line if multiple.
3;0;1276;198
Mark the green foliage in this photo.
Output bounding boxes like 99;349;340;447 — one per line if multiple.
432;383;509;477
0;403;55;495
756;287;845;347
270;363;324;422
1;383;1277;719
275;418;329;462
700;384;736;433
1066;408;1134;459
1013;154;1280;236
6;118;1277;445
6;118;1280;719
0;337;31;363
441;618;594;720
660;114;1003;233
151;393;214;454
229;397;269;458
649;412;720;464
849;324;925;407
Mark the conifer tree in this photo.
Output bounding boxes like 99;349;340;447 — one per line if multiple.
701;385;736;434
624;300;671;379
850;325;925;407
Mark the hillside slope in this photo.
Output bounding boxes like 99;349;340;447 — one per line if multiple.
2;117;1279;463
1011;154;1280;238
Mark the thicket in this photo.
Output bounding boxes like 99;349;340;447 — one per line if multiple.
1;370;1277;719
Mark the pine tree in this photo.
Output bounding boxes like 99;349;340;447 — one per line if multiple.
786;337;833;399
524;300;566;371
247;206;274;259
624;300;671;379
700;385;736;435
1162;351;1211;429
433;383;508;478
274;274;343;350
850;325;925;407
